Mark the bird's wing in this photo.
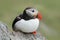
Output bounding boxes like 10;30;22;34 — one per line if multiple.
12;14;23;30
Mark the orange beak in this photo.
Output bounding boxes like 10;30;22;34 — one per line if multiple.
38;12;42;20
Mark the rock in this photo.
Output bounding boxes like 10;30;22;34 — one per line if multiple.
0;22;46;40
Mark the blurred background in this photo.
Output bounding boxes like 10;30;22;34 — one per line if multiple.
0;0;60;40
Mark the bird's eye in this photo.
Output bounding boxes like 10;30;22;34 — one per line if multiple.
32;10;34;12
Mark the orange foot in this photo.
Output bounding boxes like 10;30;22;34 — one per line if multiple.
32;31;37;35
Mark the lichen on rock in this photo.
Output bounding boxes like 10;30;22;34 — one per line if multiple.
0;22;46;40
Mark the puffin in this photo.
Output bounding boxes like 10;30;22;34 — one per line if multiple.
12;7;42;35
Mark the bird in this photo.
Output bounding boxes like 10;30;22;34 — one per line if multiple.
12;7;42;35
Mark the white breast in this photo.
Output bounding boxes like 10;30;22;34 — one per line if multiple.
15;18;39;33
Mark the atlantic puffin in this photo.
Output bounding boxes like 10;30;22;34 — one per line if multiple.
12;7;42;35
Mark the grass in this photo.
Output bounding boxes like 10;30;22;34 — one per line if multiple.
0;0;60;40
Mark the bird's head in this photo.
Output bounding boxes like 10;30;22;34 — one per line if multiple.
23;7;42;20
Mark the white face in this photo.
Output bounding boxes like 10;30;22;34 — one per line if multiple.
26;8;38;17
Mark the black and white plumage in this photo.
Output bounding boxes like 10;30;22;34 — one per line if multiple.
12;7;42;33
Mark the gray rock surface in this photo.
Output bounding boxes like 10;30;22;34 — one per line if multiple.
0;22;46;40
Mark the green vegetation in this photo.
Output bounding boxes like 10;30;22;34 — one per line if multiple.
0;0;60;40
